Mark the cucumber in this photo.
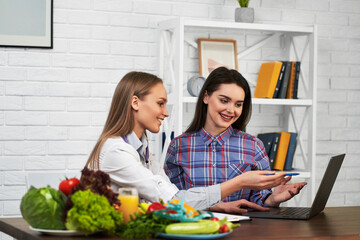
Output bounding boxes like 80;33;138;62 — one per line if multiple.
165;220;220;235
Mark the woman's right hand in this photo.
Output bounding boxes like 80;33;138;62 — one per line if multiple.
237;171;287;190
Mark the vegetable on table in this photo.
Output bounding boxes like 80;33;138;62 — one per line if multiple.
59;177;80;196
165;220;221;235
138;203;150;214
20;186;67;230
65;189;123;235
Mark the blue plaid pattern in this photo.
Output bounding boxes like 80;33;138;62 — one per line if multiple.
164;126;272;206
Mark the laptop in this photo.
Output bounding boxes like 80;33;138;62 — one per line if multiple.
242;154;345;220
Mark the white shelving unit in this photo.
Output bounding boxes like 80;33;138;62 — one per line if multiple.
156;18;317;206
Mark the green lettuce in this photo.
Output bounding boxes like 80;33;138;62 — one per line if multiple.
20;186;67;230
65;189;123;235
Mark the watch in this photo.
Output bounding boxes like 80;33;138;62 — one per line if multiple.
187;75;206;97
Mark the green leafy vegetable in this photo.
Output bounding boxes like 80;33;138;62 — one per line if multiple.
65;190;123;235
117;211;172;239
20;186;67;230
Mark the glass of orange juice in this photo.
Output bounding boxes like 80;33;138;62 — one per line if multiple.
117;187;139;223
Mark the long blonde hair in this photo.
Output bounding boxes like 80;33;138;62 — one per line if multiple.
86;71;163;169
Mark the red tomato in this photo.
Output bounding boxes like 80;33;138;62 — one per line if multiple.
219;224;229;233
210;217;220;221
59;178;80;196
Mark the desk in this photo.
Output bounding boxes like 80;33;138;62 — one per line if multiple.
1;207;359;240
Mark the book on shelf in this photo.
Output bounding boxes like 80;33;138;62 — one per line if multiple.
283;132;298;171
273;62;286;98
254;61;283;98
257;132;280;169
277;61;292;99
293;61;301;99
273;131;291;171
286;61;297;99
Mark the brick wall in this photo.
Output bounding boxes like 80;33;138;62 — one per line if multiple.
0;0;359;236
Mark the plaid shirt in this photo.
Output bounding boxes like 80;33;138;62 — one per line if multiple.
164;126;272;206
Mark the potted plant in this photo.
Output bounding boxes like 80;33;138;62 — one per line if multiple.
235;0;254;23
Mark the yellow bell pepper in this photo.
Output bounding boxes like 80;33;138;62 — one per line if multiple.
138;202;149;214
167;199;199;217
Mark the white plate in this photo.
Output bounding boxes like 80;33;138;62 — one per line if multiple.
29;226;99;237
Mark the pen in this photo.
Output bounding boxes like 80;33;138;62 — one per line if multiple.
266;173;300;176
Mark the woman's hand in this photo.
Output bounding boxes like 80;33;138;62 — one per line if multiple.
208;199;269;214
238;171;287;190
264;177;307;206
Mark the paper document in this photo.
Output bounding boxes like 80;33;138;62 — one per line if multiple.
210;212;250;222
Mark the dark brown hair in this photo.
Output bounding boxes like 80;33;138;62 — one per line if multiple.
86;71;163;169
186;67;252;133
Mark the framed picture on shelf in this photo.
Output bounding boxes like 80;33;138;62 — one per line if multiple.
0;0;53;48
198;38;238;78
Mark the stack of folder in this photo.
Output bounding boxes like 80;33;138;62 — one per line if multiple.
254;61;301;99
257;132;298;171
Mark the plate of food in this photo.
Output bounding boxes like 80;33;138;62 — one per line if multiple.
156;232;231;239
29;227;100;237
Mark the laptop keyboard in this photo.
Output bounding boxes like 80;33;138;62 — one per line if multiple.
280;207;310;216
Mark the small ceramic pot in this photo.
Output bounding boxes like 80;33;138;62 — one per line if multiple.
235;7;254;23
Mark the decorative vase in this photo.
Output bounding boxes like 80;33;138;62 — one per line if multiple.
235;7;254;23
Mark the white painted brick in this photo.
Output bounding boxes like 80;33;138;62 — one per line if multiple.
67;155;88;169
94;0;132;12
0;186;24;200
5;111;48;126
69;69;121;83
93;55;134;69
4;141;47;156
326;192;345;206
53;9;68;24
331;129;360;141
350;66;360;77
110;13;150;27
282;11;315;24
261;0;295;9
0;52;6;66
318;38;348;51
49;112;91;126
134;57;157;70
252;8;282;22
330;0;360;13
134;1;171;15
131;28;156;43
172;3;208;18
346;192;360;205
317;25;332;38
25;127;68;140
67;98;109;112
3;201;21;215
68;11;109;25
331;77;360;90
330;103;360;116
316;141;347;155
4;172;26;185
348;116;360;128
52;39;69;53
349;14;360;26
0;96;22;110
317;76;330;89
90;83;113;97
0;157;23;170
342;154;360;167
0;81;4;95
8;53;50;67
317;114;346;128
331;26;360;39
24;97;66;111
48;83;90;97
91;112;108;126
349;39;360;51
295;0;329;11
24;156;66;170
316;13;348;25
69;127;102;140
0;68;26;80
348;142;360;154
6;81;48;96
208;5;236;21
69;40;109;54
317;89;347;102
52;54;92;68
348;91;360;102
0;127;25;140
28;68;68;82
54;24;92;39
54;0;92;10
110;42;151;56
48;141;88;155
92;26;132;41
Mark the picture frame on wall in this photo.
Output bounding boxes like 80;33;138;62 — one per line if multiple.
198;38;238;78
0;0;53;48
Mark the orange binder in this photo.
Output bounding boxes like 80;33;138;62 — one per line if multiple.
286;61;297;99
273;132;291;171
254;62;283;98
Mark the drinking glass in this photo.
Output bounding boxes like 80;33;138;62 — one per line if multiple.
117;187;139;223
